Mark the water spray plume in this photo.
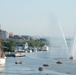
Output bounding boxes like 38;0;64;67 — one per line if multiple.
71;34;76;60
58;20;70;58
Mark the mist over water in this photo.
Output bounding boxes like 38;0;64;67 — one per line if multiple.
44;14;70;59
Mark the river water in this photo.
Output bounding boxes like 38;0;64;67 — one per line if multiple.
0;38;76;75
0;50;76;75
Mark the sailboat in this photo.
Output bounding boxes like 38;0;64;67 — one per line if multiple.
0;26;6;66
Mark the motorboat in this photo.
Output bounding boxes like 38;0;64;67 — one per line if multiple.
38;67;43;71
43;64;49;67
14;50;26;57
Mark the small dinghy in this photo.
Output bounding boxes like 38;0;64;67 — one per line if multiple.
56;61;62;64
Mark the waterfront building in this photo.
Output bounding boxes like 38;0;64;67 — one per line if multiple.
1;30;8;39
42;44;49;51
9;32;13;37
24;42;28;49
14;43;28;51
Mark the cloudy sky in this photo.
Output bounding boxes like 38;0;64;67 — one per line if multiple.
0;0;76;37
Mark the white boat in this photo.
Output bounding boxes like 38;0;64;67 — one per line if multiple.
0;26;6;66
0;50;6;66
14;50;26;57
29;50;32;53
27;49;32;53
0;57;6;66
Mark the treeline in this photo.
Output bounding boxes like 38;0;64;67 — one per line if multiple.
2;39;49;52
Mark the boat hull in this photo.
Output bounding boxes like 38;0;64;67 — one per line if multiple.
0;58;6;66
14;53;25;57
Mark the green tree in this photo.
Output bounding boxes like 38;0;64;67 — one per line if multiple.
3;39;16;52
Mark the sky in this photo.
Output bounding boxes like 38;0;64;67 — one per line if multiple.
0;0;76;37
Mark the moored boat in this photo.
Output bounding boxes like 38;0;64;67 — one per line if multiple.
14;50;26;57
38;67;43;71
0;26;6;66
0;57;6;66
